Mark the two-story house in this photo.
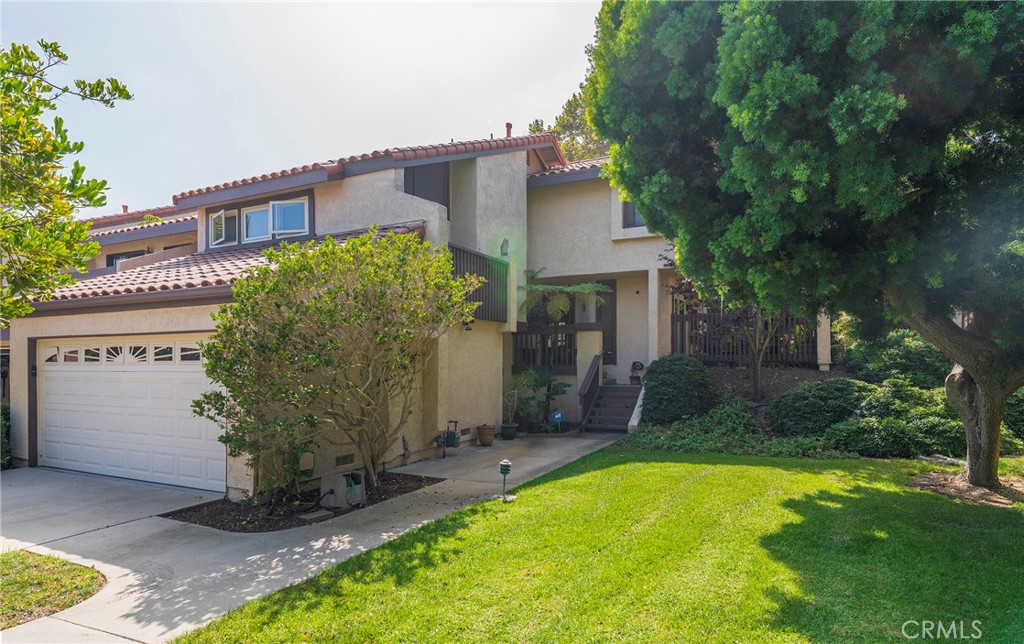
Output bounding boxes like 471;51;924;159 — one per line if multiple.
6;130;831;499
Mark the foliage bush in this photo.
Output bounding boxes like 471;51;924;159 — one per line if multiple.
626;394;761;453
769;378;878;437
843;329;951;389
639;354;712;426
825;417;929;459
750;435;855;459
624;394;857;459
1005;390;1024;441
1;402;10;469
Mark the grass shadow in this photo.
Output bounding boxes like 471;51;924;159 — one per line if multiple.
760;483;1024;642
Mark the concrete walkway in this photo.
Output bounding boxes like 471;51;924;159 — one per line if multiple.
1;434;616;643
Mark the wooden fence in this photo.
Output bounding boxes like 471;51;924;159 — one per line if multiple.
671;308;818;367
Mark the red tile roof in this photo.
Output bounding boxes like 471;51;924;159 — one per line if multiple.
83;205;180;229
529;156;609;178
91;214;198;238
172;134;566;203
46;221;426;302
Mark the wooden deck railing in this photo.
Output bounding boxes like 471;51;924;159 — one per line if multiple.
511;327;577;374
449;244;508;323
577;353;602;424
671;309;817;367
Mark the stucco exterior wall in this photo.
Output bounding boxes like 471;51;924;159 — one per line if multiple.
314;171;449;242
527;180;666;278
449;159;477;249
475;154;528;331
610;274;649;383
88;232;197;270
446;321;504;431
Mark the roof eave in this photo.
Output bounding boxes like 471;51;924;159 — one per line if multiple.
28;285;235;317
527;165;604;188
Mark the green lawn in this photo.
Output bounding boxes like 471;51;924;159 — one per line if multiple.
0;550;105;629
179;450;1024;643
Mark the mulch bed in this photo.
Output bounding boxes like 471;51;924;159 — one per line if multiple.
162;472;444;533
909;471;1024;508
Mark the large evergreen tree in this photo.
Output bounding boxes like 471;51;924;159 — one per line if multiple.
588;1;1024;486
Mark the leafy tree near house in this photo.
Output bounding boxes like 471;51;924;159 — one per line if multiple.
192;229;481;498
530;82;611;161
0;40;131;326
587;1;1024;486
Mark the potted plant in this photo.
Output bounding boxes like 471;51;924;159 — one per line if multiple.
477;424;496;446
502;371;535;440
630;361;645;386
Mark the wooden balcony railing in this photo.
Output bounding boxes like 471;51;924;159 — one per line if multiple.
511;327;577;375
449;244;509;323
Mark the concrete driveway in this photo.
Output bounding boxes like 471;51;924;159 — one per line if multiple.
0;434;617;643
1;469;220;553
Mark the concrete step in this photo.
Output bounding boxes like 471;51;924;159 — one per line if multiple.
583;422;629;433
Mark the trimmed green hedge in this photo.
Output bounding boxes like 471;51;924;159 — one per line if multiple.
639;354;712;426
769;378;878;437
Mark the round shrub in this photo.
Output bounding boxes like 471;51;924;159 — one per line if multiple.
769;378;878;437
639;354;712;425
843;329;951;389
859;378;956;423
825;417;929;458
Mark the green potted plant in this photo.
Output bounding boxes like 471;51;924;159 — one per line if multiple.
502;371;535;440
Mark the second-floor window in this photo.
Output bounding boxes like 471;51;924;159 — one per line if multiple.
622;201;645;229
209;194;310;249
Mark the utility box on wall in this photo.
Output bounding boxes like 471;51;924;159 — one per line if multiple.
320;471;367;509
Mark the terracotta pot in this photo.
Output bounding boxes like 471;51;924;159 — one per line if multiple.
500;423;518;440
477;424;496;446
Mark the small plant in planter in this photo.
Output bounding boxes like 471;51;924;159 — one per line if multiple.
503;371;536;440
630;361;645;386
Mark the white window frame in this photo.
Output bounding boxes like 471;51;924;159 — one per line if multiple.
270;197;309;237
210;209;239;247
242;205;272;243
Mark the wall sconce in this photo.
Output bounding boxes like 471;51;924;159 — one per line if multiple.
500;238;509;257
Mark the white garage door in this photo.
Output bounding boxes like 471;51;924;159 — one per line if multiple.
38;334;226;492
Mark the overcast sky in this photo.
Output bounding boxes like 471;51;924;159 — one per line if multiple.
3;1;601;218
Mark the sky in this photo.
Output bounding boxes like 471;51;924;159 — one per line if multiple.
2;1;601;218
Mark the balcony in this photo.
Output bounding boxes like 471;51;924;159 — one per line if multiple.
449;244;508;323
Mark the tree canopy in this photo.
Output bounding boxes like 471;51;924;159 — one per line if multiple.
193;229;481;496
588;1;1024;486
530;82;611;161
1;40;131;326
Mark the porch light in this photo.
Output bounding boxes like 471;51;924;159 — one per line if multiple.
500;238;509;257
499;459;512;502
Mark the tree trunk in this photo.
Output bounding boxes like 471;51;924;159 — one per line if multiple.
945;365;1005;488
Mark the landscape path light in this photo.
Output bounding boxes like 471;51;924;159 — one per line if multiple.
499;459;513;502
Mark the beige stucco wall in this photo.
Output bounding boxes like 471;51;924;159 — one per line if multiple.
527;178;677;381
315;171;450;244
527;180;667;278
88;232;197;270
446;321;504;431
449;159;477;249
